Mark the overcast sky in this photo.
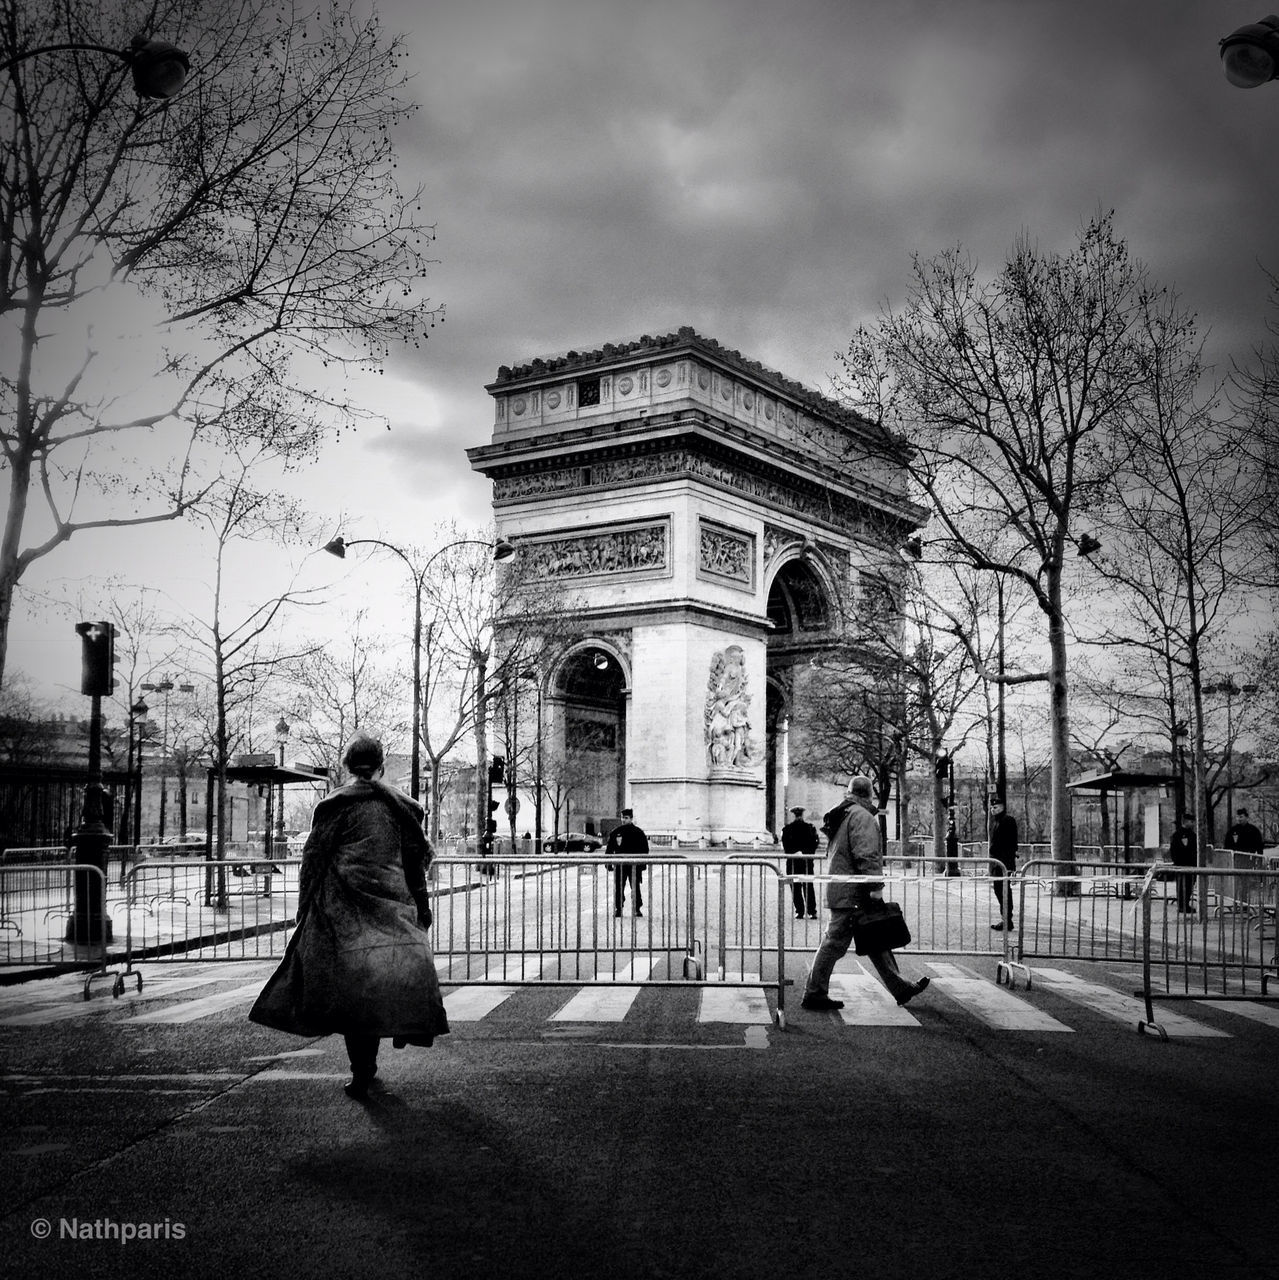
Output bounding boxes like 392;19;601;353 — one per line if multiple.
10;0;1279;705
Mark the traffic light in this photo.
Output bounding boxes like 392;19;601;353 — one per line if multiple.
934;751;949;780
487;798;500;836
488;756;505;785
76;620;116;696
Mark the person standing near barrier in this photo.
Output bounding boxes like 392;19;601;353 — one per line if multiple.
249;733;449;1099
781;806;819;919
802;776;929;1012
1169;815;1197;914
988;796;1018;931
1224;808;1265;856
605;807;648;918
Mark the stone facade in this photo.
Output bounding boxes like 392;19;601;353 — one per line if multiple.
468;328;924;844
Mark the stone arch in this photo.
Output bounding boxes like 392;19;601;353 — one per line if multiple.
765;551;838;638
545;641;628;837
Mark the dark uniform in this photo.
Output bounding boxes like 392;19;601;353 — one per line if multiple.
781;807;819;919
1169;819;1197;913
1224;809;1264;856
605;810;649;917
988;801;1018;930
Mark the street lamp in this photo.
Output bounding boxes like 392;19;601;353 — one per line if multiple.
142;675;193;841
0;34;191;98
125;698;149;846
321;534;516;805
1173;720;1189;822
1208;677;1258;828
520;668;544;853
1220;14;1279;87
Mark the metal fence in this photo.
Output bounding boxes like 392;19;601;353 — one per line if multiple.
0;862;116;996
1135;863;1279;1040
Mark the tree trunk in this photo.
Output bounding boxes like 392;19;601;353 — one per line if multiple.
1047;606;1079;888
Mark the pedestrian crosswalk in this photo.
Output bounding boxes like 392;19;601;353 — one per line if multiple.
0;958;1275;1039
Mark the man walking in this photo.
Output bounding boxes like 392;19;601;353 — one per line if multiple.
605;807;648;918
802;776;929;1011
988;795;1018;931
781;806;819;919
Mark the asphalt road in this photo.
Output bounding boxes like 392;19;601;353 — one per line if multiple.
2;956;1277;1280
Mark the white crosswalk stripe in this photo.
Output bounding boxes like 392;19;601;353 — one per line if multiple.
1;961;1271;1038
926;962;1074;1031
829;971;919;1026
698;974;772;1024
1030;967;1231;1037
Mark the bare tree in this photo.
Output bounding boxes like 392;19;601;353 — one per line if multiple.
835;213;1174;875
283;609;404;791
168;453;323;897
0;0;442;684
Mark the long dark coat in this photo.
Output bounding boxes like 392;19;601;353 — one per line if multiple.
249;778;450;1044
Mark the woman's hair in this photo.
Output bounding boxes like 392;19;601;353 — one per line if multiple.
342;732;384;779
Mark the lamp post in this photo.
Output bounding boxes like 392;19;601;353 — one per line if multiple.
1209;677;1258;829
321;534;516;806
68;621;116;945
1220;14;1279;86
142;675;193;841
125;698;149;846
270;715;290;898
520;668;544;852
0;34;190;97
1173;720;1189;823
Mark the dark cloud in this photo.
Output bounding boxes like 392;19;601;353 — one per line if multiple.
375;0;1277;488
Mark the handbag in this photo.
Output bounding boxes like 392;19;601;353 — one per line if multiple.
850;900;911;955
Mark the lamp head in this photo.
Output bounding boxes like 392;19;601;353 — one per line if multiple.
1220;15;1279;87
492;538;516;562
322;537;347;559
128;35;190;99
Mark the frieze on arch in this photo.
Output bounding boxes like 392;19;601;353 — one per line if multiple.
520;520;668;582
493;446;897;541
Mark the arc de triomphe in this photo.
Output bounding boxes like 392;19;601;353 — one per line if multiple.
468;328;923;845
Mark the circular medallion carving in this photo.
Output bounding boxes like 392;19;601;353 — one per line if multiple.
512;398;526;416
546;391;561;409
764;402;774;420
618;376;633;396
721;382;732;400
698;370;710;390
743;392;754;410
656;368;672;388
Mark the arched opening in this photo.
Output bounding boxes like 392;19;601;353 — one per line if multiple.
548;645;627;838
765;558;835;818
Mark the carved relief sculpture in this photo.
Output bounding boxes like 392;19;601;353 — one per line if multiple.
704;644;759;769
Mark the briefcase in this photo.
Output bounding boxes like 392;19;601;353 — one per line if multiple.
850;900;911;955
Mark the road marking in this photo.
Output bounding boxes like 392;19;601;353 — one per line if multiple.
125;982;262;1024
1032;967;1230;1037
1197;999;1279;1028
550;958;654;1021
925;962;1074;1031
0;967;272;1026
442;985;519;1021
829;969;920;1026
698;975;771;1024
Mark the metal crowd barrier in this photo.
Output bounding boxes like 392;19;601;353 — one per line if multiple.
1136;864;1279;1041
431;855;790;1022
0;863;118;996
118;857;304;992
1001;859;1156;988
796;858;1014;963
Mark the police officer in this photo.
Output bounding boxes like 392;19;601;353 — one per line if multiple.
605;807;649;918
781;806;819;919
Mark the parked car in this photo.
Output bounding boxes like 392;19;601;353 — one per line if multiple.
541;832;604;854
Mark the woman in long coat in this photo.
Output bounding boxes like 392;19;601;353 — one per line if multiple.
249;733;450;1098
